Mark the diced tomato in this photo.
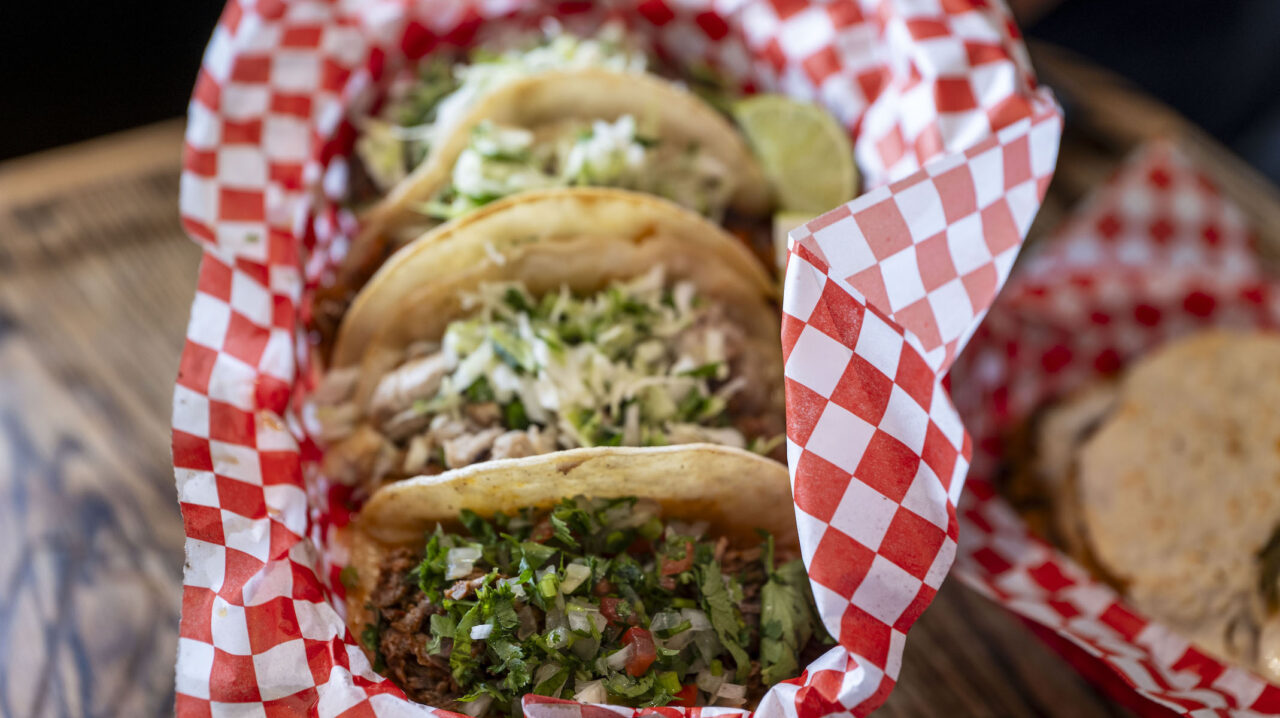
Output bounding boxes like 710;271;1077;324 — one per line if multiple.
660;541;695;576
600;597;624;625
674;684;698;707
530;520;554;543
593;579;616;596
621;627;656;677
601;596;638;626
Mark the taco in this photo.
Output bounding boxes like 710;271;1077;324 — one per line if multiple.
1006;330;1280;682
345;445;829;713
313;189;785;494
317;26;774;346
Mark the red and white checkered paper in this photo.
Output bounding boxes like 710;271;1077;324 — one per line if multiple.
948;139;1280;717
173;0;1061;715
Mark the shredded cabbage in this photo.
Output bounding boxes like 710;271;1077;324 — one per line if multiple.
422;268;746;452
357;23;646;192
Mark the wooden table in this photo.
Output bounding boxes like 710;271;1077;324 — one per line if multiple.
10;46;1277;717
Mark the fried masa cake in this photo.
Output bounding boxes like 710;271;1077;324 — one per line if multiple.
1020;330;1280;682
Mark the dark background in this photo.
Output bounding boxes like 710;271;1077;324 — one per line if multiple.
3;0;1280;184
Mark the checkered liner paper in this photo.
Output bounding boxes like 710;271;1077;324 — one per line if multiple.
172;0;1061;715
949;139;1280;717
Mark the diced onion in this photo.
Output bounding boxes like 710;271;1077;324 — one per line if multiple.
606;643;635;670
718;683;747;700
664;631;693;650
545;606;566;630
470;623;494;640
566;601;606;634
561;562;592;594
545;626;571;649
461;694;493;717
533;663;562;690
650;610;684;632
574;679;607;704
446;546;483;580
693;630;722;663
501;577;527;599
680;608;711;631
696;670;724;696
651;610;693;650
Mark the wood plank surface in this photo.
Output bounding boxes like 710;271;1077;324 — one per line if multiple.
0;119;199;718
0;51;1229;715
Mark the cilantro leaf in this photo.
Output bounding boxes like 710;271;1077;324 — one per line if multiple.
700;562;751;682
760;558;826;685
451;604;484;682
550;514;578;548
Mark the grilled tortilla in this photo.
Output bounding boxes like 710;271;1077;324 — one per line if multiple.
314;189;784;494
1015;330;1280;682
345;445;826;713
317;58;773;346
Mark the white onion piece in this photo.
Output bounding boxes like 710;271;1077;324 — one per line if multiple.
545;626;571;649
533;662;563;690
561;562;592;594
651;609;694;649
446;546;482;579
567;609;591;633
566;602;606;633
680;608;711;631
575;679;607;704
718;683;747;700
469;623;494;640
606;643;635;671
696;670;724;696
502;577;527;599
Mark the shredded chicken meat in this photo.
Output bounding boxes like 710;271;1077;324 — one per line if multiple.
313;281;782;492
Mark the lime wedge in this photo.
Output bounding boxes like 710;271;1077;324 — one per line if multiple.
734;94;858;213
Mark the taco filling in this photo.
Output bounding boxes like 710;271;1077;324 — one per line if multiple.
359;495;829;713
423;116;734;220
317;268;784;489
357;25;647;195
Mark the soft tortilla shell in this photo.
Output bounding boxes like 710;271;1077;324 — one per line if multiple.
346;444;796;646
343;68;772;286
1077;330;1280;663
334;188;781;420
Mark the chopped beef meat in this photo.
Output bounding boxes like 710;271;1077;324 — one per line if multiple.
369;548;458;707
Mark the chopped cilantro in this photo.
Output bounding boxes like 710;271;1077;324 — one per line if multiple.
680;362;723;379
504;400;530;430
464;377;495;403
370;496;823;713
